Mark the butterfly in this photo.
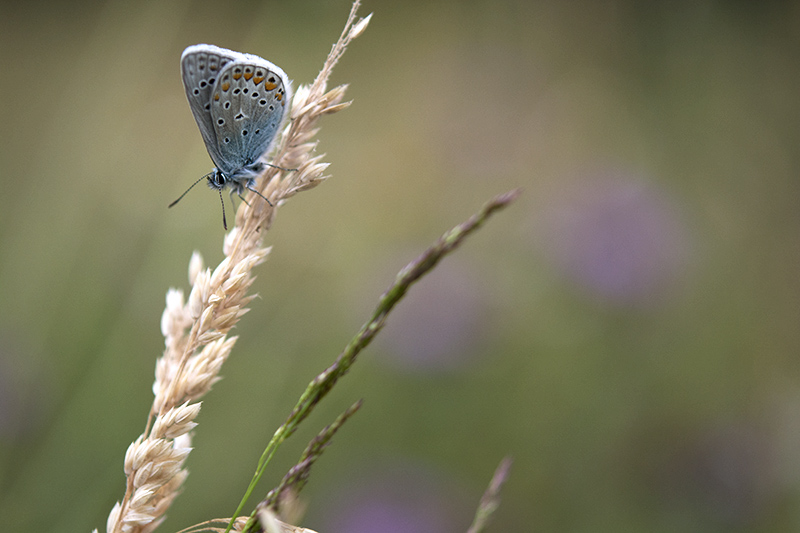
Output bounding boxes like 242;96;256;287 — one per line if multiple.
171;44;292;229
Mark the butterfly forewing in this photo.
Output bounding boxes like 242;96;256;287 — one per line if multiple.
180;45;241;170
209;59;291;176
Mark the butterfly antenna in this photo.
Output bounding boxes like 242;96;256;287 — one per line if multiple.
219;189;228;230
169;172;212;208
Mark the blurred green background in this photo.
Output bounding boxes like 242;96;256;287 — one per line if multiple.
1;0;800;531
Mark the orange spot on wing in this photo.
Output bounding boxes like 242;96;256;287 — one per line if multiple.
244;71;253;80
214;93;220;101
233;71;242;80
253;76;264;84
222;82;230;91
264;82;277;90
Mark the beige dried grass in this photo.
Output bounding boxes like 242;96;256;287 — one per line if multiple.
101;3;370;532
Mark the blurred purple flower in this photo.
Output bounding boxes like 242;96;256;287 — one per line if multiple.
378;261;486;372
537;171;690;305
638;419;779;528
319;460;467;533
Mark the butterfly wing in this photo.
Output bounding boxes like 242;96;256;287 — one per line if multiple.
180;45;243;169
209;56;292;178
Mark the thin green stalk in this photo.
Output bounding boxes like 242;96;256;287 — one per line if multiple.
467;457;514;533
225;188;520;533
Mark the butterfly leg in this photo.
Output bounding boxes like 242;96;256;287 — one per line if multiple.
245;185;274;207
235;190;251;207
264;162;299;172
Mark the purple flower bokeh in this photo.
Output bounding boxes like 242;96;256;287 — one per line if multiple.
318;460;468;533
536;171;691;305
377;261;487;372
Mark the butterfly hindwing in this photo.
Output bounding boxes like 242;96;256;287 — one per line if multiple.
209;58;291;177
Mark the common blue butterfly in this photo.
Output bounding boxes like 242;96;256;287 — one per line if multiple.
171;44;292;229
